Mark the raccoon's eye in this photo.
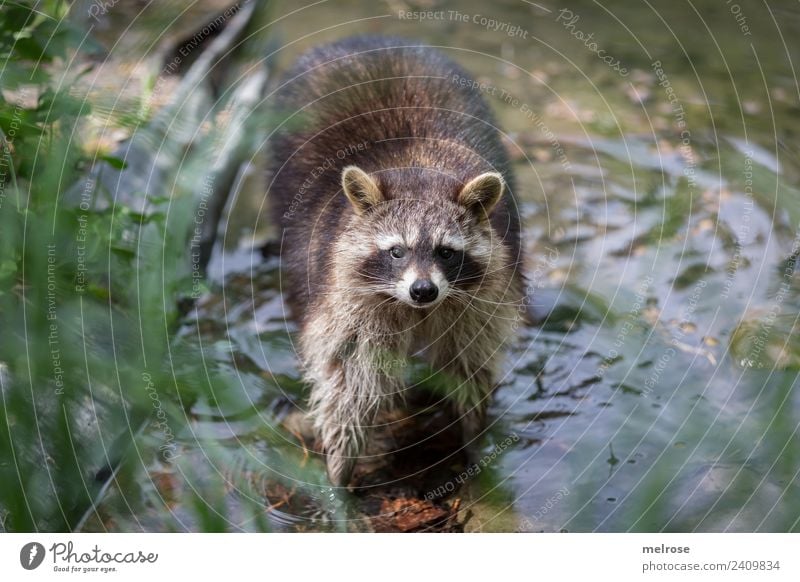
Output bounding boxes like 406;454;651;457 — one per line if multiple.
390;246;406;259
437;247;455;260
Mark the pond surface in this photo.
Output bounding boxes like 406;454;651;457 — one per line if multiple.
84;0;800;532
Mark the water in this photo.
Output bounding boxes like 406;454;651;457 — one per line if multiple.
81;0;800;532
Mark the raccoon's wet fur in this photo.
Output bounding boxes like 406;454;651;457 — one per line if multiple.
268;36;525;486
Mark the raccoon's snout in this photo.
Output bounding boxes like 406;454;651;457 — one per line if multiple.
409;279;438;304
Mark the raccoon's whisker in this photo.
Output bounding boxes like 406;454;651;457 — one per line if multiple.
376;295;398;308
443;291;487;312
315;288;398;306
313;290;374;298
317;286;382;294
354;271;389;282
457;260;525;279
450;292;526;307
315;284;390;295
460;304;520;322
460;305;521;322
446;291;524;321
448;298;503;321
369;294;402;311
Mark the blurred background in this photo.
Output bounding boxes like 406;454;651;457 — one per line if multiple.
1;0;799;532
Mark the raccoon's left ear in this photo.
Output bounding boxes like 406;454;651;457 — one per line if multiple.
457;172;505;218
342;166;384;215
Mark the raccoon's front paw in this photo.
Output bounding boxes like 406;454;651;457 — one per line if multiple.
325;449;356;488
317;421;359;487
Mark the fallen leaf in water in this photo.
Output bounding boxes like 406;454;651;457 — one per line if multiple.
370;497;459;532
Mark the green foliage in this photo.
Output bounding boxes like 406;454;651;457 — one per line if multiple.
0;1;202;531
0;0;290;533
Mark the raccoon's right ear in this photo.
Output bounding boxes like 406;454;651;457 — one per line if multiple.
457;172;505;219
342;166;384;215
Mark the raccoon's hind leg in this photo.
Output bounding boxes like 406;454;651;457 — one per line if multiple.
448;366;493;455
428;347;499;459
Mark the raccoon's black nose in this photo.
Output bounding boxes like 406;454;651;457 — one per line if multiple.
410;279;438;303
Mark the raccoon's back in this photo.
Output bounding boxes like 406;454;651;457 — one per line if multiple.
268;36;510;211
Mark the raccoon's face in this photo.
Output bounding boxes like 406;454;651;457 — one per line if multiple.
340;166;505;309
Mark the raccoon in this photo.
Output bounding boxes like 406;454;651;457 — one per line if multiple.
268;36;525;486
